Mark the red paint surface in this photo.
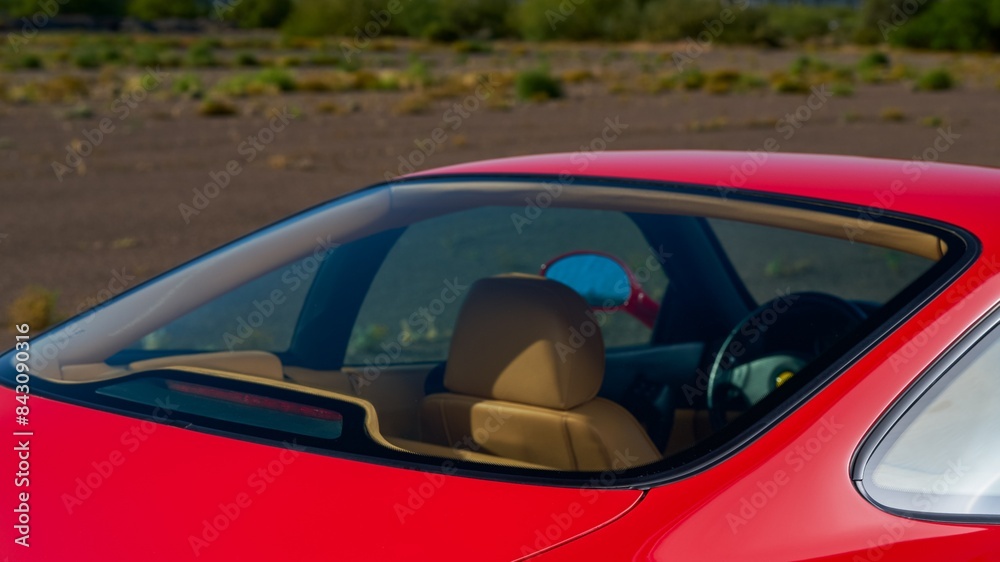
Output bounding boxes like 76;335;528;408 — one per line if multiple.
2;389;642;561
7;152;1000;560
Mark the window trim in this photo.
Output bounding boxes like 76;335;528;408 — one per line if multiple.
2;174;980;490
853;303;1000;524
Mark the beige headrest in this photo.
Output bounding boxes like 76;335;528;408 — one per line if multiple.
444;274;605;410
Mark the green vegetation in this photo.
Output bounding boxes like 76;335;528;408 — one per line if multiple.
915;68;955;91
7;286;59;331
3;0;999;52
198;98;239;117
128;0;202;19
235;52;261;67
392;92;432;115
888;0;1000;51
186;40;218;68
515;67;563;102
171;73;204;98
880;106;907;122
220;0;292;29
214;68;296;96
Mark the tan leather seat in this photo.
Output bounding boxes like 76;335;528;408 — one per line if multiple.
421;274;661;472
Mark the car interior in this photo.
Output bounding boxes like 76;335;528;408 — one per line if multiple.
21;179;952;475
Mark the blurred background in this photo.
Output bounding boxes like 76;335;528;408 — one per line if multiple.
1;0;999;331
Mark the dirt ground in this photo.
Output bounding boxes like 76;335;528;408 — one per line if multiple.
2;42;999;323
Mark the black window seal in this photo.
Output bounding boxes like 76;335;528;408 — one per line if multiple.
1;173;981;491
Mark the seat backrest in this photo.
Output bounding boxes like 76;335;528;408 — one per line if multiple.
420;274;661;471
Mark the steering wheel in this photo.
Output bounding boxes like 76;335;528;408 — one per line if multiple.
706;292;867;430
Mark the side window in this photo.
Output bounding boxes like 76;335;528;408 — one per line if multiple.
862;323;1000;517
709;218;934;304
125;254;321;353
344;206;668;365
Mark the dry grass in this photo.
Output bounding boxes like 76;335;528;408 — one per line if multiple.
198;98;239;117
879;107;907;122
8;286;58;330
392;93;432;115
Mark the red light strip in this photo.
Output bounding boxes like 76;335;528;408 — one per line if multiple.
165;380;343;422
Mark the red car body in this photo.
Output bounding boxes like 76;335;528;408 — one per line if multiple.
5;151;1000;561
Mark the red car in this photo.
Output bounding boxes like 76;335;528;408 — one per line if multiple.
5;151;1000;561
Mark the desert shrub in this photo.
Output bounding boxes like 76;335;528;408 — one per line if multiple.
281;0;388;37
703;69;742;94
71;46;103;69
789;55;831;76
392;93;432;115
880;106;906;121
769;72;810;94
516;0;641;41
764;5;856;44
306;51;340;66
8;286;58;331
5;0;125;16
128;0;202;19
858;51;891;70
639;0;727;42
452;40;493;54
219;0;292;28
855;0;897;43
171;73;203;98
562;69;595;83
396;0;513;41
198;98;239;117
215;68;296;96
235;52;260;67
642;0;780;46
890;0;1000;51
677;67;706;90
914;68;955;91
185;40;217;68
19;75;90;103
130;43;164;67
832;82;855;96
255;68;296;91
921;115;945;127
4;53;43;70
515;67;563;101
